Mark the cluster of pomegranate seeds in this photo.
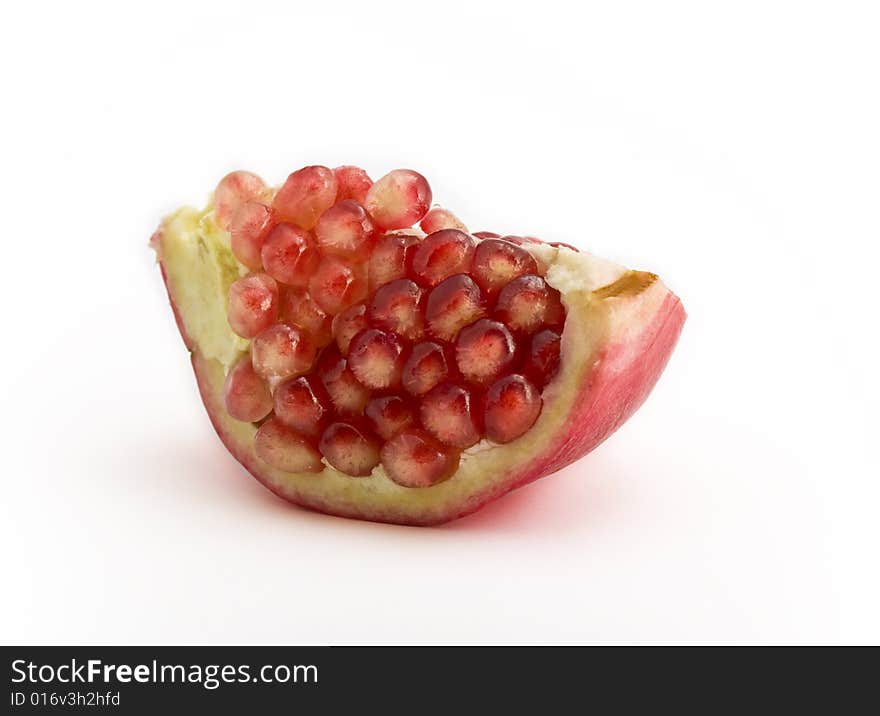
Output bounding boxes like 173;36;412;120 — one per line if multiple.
217;166;569;487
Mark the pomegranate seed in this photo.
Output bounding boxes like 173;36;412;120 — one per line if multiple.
332;302;368;354
454;318;518;387
368;233;419;290
473;231;501;239
494;275;565;334
254;417;323;473
227;273;279;338
523;329;562;387
279;287;332;347
260;223;320;287
420;383;482;448
380;428;460;488
273;375;333;437
333;165;373;204
472;238;539;297
401;341;451;396
318;349;370;415
368;278;425;341
273;165;338;229
484;374;542;444
364;169;432;230
251;323;316;381
410;229;476;287
229;200;274;270
214;170;266;230
319;422;381;476
420;206;467;234
425;274;487;342
347;329;406;390
308;255;368;315
223;354;273;422
315;200;376;257
365;395;416;440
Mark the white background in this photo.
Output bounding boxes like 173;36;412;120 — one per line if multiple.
1;1;878;645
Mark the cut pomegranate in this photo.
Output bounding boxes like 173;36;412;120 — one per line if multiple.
319;422;381;476
214;171;266;231
401;341;451;396
454;318;518;387
523;329;561;388
317;349;370;415
155;163;685;525
420;206;467;234
380;429;460;488
365;395;416;440
368;232;419;290
410;229;476;287
494;275;565;334
273;374;332;438
368;278;424;341
261;223;320;287
273;165;338;229
347;328;405;390
254;417;323;473
223;354;273;423
308;255;368;315
229;200;274;270
420;382;482;448
331;302;368;354
333;165;373;203
315;200;376;257
472;238;539;297
484;374;542;444
227;273;279;339
365;169;432;230
425;274;487;342
251;323;316;381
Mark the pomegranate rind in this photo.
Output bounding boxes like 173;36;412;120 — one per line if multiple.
154;204;684;526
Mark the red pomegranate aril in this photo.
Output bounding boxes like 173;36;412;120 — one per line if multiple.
251;323;316;381
425;274;487;342
523;329;562;387
273;375;333;437
484;374;542;444
365;395;416;440
368;278;424;341
280;287;332;347
261;223;320;287
364;169;432;230
454;318;518;387
332;302;368;354
229;200;274;270
410;229;476;287
319;422;381;477
334;165;373;203
473;231;501;239
420;383;482;449
273;165;338;230
368;232;419;290
227;273;279;339
214;170;266;230
254;417;323;473
318;349;370;415
494;275;565;334
380;428;460;488
308;256;368;315
472;238;539;297
420;206;467;234
315;200;376;257
401;341;450;396
347;329;406;390
223;354;273;422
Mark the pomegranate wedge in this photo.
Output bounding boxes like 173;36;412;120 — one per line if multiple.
151;165;685;525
